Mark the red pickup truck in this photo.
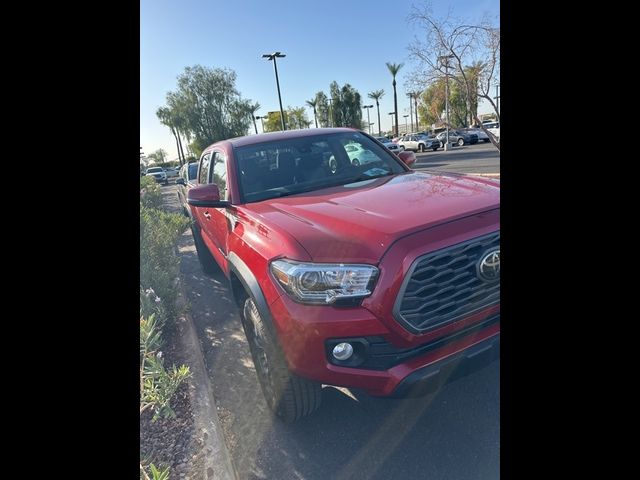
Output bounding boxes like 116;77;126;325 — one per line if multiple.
187;128;500;422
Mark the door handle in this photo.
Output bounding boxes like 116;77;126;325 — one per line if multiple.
203;211;211;220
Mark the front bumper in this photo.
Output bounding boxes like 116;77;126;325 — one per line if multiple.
268;292;500;397
390;330;499;397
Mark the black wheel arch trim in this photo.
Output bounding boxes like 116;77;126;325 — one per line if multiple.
227;252;279;339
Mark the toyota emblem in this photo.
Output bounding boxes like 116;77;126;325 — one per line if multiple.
477;249;500;282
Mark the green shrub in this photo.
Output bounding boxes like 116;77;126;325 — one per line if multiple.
140;195;191;480
140;176;163;210
140;206;189;315
140;313;191;421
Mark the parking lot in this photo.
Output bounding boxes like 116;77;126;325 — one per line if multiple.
161;144;500;479
412;141;500;174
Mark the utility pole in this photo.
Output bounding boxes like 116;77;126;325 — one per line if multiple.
439;55;455;151
495;84;500;116
262;52;287;130
408;94;414;133
363;105;373;134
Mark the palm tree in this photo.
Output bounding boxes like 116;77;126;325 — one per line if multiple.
386;62;404;136
249;102;261;134
305;99;318;128
156;107;183;165
367;89;385;136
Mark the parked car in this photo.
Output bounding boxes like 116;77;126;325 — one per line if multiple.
145;166;168;185
482;121;500;140
374;136;404;154
435;130;478;146
397;133;441;152
186;127;499;422
343;142;381;166
165;166;180;178
176;162;199;217
465;128;491;143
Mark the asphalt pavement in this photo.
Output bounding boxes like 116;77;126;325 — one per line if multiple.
160;143;500;479
412;141;500;174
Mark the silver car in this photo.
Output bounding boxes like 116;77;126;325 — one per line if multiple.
374;136;404;154
397;134;441;152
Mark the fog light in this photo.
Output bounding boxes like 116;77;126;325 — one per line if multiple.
332;342;354;361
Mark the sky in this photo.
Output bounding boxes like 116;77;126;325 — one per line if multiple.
141;0;499;161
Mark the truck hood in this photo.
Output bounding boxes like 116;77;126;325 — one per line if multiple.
245;171;500;263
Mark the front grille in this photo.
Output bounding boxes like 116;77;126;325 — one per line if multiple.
393;232;500;333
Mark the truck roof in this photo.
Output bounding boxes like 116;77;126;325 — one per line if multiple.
203;127;359;152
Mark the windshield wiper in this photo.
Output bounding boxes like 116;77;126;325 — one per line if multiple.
345;172;394;184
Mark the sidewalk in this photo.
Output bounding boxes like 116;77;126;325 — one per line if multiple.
162;187;237;480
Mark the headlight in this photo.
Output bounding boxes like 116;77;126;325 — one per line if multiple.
270;259;379;305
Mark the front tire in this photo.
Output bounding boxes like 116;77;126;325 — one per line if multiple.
191;224;220;275
419;143;426;152
242;298;322;423
352;158;360;166
457;138;465;146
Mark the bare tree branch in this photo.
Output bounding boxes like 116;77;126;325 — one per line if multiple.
407;3;500;150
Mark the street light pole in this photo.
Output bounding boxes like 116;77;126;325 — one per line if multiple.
439;55;455;151
388;112;395;136
403;114;409;134
363;105;373;134
255;115;266;133
262;52;287;131
414;94;419;132
495;84;500;116
408;94;414;133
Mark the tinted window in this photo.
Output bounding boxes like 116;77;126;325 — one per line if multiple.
212;152;228;200
147;167;163;173
198;153;212;184
188;163;198;180
235;131;406;203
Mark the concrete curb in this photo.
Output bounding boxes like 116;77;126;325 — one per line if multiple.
176;281;237;480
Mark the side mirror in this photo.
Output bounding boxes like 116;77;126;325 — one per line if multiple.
175;178;185;185
187;184;230;208
397;150;416;167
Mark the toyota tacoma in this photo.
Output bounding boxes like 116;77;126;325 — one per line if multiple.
187;128;500;422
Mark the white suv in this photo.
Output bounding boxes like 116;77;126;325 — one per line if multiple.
145;167;168;185
482;122;500;140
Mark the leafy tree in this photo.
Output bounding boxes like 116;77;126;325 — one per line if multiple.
287;106;310;129
417;80;445;128
386;62;404;136
156;107;184;165
263;111;286;132
158;65;254;153
314;92;330;127
306;98;318;128
249;101;261;134
368;89;385;136
165;92;190;164
417;66;480;130
147;149;168;164
329;81;362;129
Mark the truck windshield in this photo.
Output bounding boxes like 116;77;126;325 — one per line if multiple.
235;131;407;203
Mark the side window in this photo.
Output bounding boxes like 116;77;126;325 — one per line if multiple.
199;153;212;184
212;151;228;200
